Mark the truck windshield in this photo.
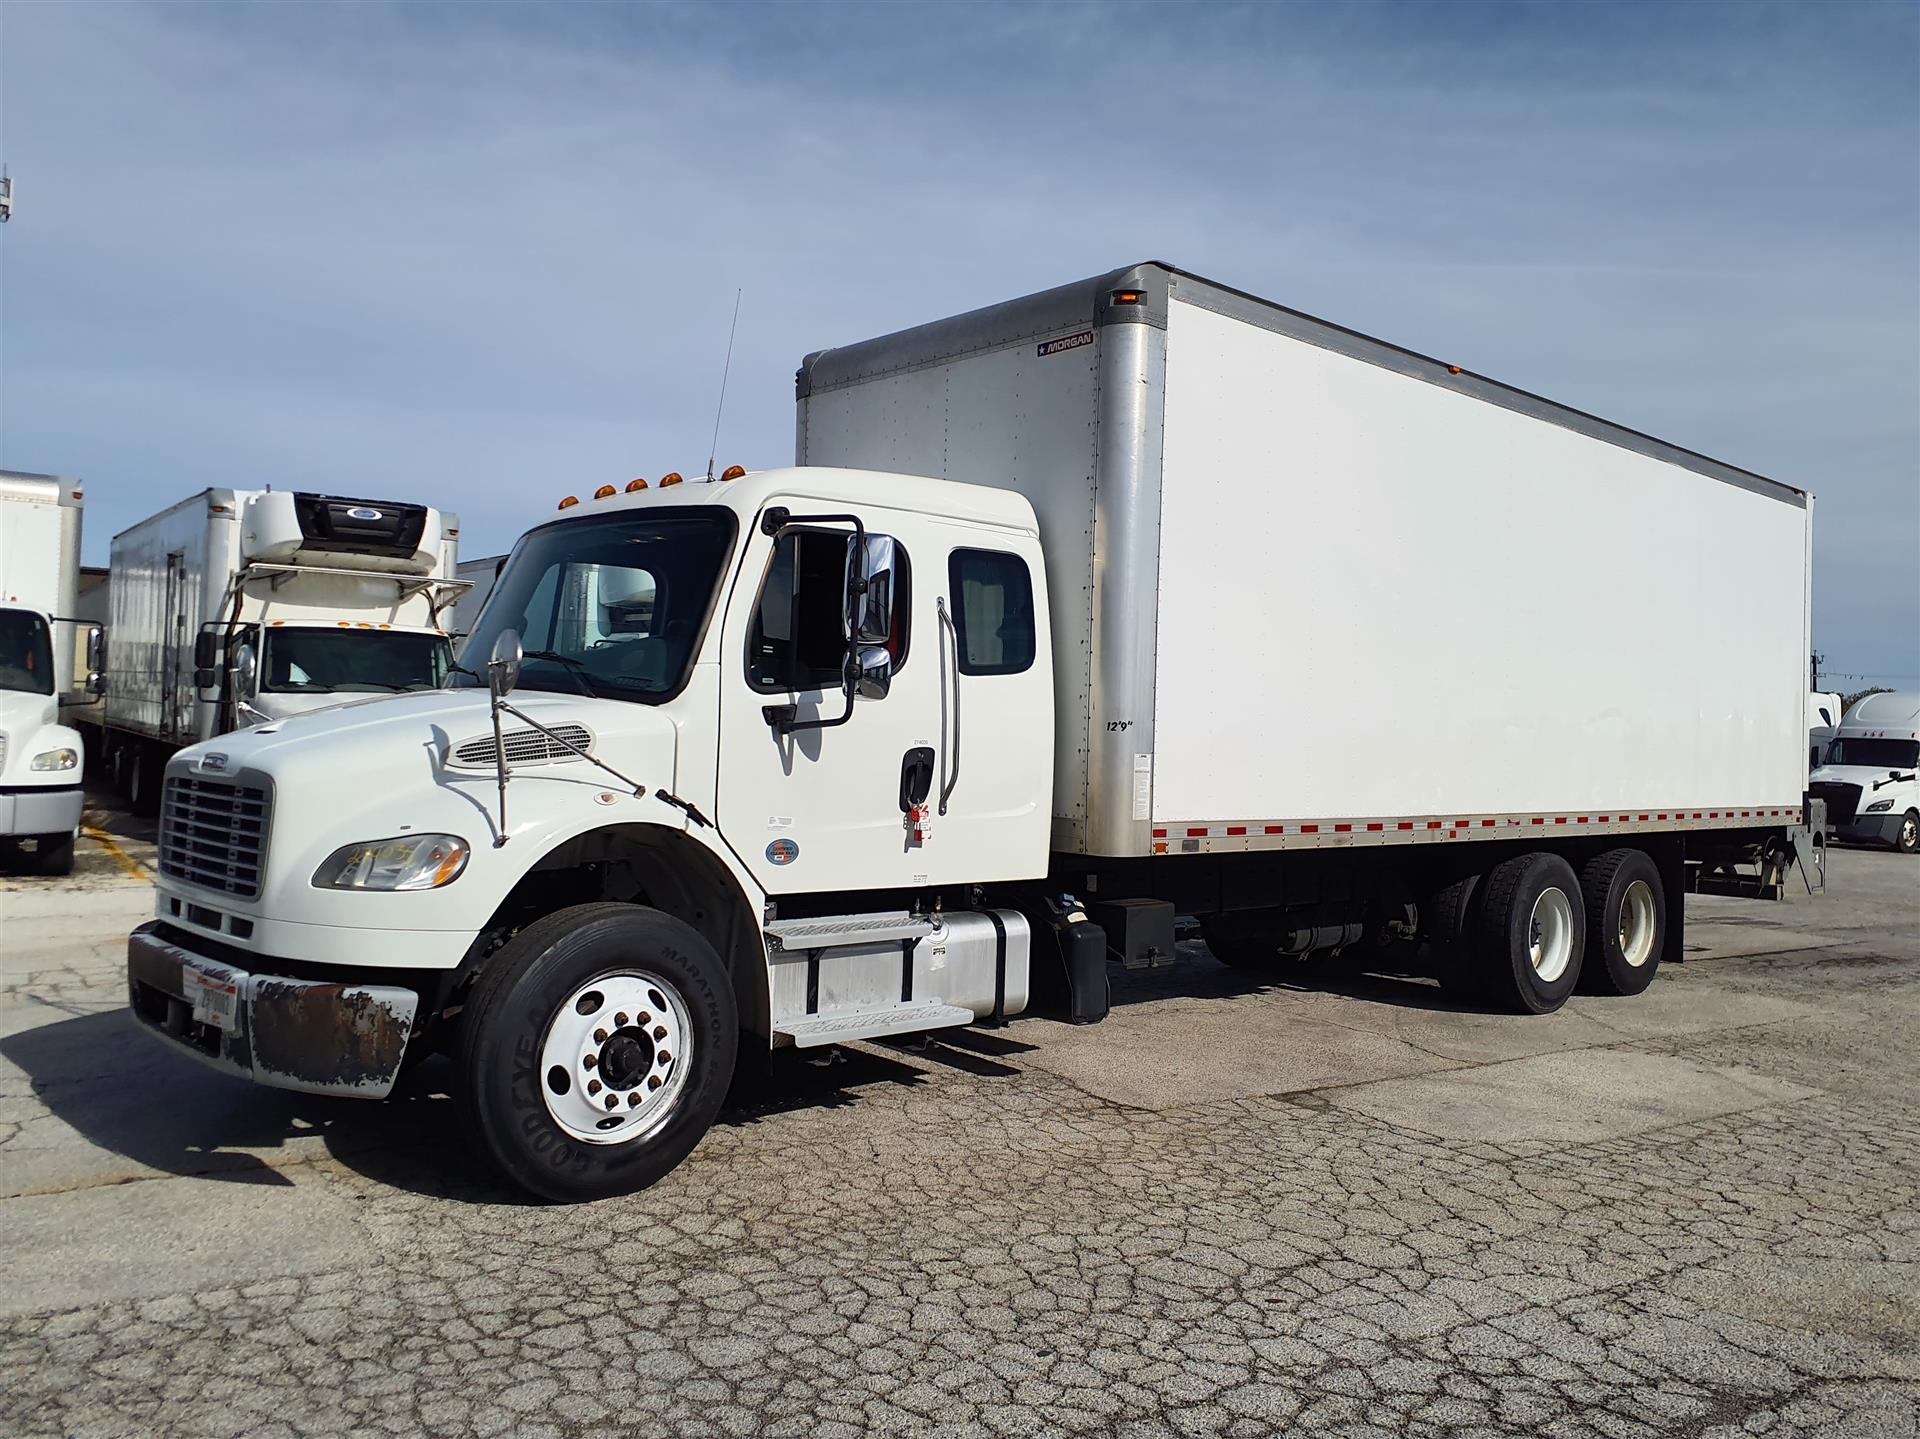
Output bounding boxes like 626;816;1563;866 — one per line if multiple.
1825;736;1920;770
261;629;452;694
0;609;54;695
454;509;736;703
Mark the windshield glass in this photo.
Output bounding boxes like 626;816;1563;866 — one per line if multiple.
261;629;451;694
0;609;54;695
454;509;737;703
1824;736;1920;770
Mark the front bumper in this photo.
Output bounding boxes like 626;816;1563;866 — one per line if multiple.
0;783;84;838
1832;812;1909;847
126;922;419;1098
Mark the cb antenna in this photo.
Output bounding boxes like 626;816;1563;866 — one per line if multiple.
705;288;743;481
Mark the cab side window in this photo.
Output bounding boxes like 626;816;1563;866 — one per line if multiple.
948;548;1035;676
749;529;911;692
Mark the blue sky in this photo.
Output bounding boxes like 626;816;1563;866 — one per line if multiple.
2;0;1915;684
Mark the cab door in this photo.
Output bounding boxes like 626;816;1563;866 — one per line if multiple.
713;501;1051;897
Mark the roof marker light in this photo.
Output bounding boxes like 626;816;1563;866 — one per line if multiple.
659;472;684;487
626;478;647;492
1447;365;1462;375
594;485;617;499
720;465;746;481
558;496;580;510
1111;290;1143;305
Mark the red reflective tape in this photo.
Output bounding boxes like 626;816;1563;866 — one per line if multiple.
1640;814;1650;822
1265;824;1285;835
1554;817;1568;825
1368;822;1384;832
1186;827;1208;837
1531;817;1545;826
1335;823;1352;832
1452;819;1469;828
1300;824;1319;834
1226;826;1246;836
1481;818;1495;827
1152;828;1166;838
1398;822;1415;831
1577;816;1588;824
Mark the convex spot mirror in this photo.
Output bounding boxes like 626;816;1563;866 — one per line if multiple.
232;642;258;699
847;535;899;647
488;628;523;698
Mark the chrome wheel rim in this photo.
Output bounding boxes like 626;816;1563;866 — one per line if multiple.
1528;886;1575;983
1617;879;1657;968
1903;816;1918;850
539;971;693;1145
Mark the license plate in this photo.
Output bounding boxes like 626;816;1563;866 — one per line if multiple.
182;966;239;1030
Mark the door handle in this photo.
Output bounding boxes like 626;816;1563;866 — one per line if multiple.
937;597;961;815
900;747;935;813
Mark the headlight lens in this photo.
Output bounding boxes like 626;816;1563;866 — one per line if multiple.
31;748;79;772
1864;797;1895;813
312;834;469;890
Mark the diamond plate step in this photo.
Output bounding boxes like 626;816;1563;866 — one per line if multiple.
764;911;938;953
775;1001;976;1049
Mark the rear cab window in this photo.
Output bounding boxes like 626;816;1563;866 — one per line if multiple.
948;548;1034;676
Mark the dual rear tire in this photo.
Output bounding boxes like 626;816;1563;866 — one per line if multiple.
1435;847;1666;1013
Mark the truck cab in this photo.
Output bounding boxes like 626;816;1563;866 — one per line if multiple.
0;604;86;873
1810;691;1920;853
126;467;1051;1197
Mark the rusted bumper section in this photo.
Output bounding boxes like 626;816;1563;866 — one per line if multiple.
126;922;419;1098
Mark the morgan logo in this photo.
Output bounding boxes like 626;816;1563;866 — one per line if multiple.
199;753;229;773
765;838;799;867
1037;329;1093;358
346;506;383;521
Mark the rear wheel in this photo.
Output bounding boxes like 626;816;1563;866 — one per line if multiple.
1424;874;1481;998
126;743;159;817
1474;852;1585;1014
1577;848;1664;996
455;902;737;1202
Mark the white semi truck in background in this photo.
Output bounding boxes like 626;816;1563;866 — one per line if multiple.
126;264;1817;1201
101;488;466;810
0;471;93;874
1810;691;1920;853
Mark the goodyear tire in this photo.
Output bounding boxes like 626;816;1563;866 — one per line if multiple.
1577;848;1664;996
455;902;738;1202
1473;852;1585;1014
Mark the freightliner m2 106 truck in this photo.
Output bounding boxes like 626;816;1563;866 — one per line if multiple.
127;265;1816;1200
0;471;94;874
102;488;466;810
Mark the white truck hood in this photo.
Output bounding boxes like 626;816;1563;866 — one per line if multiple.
0;688;79;785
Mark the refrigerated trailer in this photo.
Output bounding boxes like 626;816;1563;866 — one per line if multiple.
102;488;467;808
125;263;1816;1200
0;471;91;873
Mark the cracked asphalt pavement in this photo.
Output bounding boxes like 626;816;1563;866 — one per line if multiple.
2;809;1916;1438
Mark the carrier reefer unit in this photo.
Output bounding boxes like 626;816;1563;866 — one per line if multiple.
124;265;1815;1203
0;471;90;873
102;488;466;807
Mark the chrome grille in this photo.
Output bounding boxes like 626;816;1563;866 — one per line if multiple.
160;777;270;897
450;724;591;767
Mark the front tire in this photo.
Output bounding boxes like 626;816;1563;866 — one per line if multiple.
1897;811;1919;855
1577;848;1664;996
455;903;738;1202
36;831;76;877
1474;852;1585;1014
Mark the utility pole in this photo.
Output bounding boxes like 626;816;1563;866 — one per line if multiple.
1810;650;1824;691
0;170;14;224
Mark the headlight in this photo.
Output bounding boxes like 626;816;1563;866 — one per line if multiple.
31;748;79;772
312;834;469;890
1864;797;1895;813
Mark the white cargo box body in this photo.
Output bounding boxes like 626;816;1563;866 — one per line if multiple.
0;471;84;696
798;264;1812;859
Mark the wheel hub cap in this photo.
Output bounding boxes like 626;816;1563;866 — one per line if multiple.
1617;879;1657;968
539;972;692;1145
1528;886;1575;984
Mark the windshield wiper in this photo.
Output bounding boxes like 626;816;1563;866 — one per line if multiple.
522;649;597;697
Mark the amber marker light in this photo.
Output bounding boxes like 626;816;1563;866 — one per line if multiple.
557;496;580;509
720;465;746;481
626;478;648;492
594;485;617;499
659;472;684;487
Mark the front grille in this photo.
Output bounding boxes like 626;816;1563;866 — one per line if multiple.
450;724;590;767
1810;780;1861;827
160;777;270;897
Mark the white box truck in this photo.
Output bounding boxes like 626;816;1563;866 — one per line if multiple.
102;488;467;809
0;471;93;874
124;264;1816;1200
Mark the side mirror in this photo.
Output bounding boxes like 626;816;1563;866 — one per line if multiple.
86;670;105;696
488;628;523;698
849;535;898;647
232;642;258;699
193;632;218;670
855;646;893;701
86;625;104;672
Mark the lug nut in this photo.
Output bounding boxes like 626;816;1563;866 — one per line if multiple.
615;1012;629;1026
647;1075;662;1091
657;1050;671;1066
637;1012;651;1025
593;1029;608;1044
627;1093;642;1108
604;1094;619;1111
587;1079;602;1095
583;1053;597;1068
652;1025;667;1040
